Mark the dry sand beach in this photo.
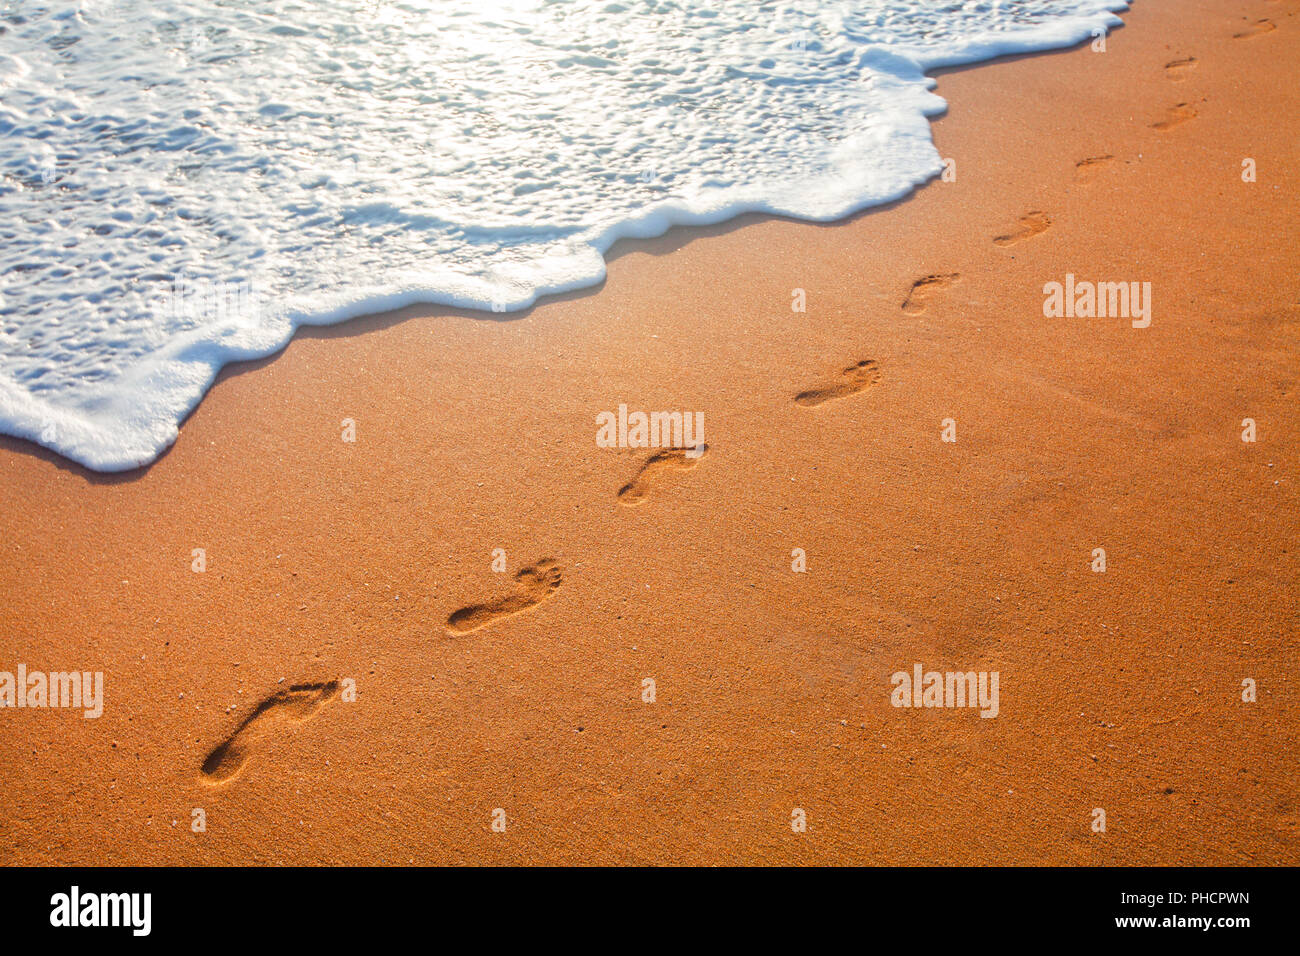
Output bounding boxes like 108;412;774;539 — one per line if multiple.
1;0;1297;865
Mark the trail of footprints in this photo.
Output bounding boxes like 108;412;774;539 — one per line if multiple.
447;558;563;634
201;681;339;785
1233;19;1275;39
1152;102;1198;131
993;211;1052;247
198;20;1266;784
901;273;959;315
795;360;881;407
1074;155;1114;183
617;445;708;506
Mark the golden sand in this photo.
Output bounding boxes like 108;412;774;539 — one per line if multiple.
1;0;1296;864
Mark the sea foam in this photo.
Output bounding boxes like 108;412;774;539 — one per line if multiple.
0;0;1130;470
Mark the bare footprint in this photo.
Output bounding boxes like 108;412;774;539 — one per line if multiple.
993;211;1052;247
200;681;339;785
901;273;959;315
1152;103;1197;131
1164;57;1197;80
1233;19;1275;38
795;360;881;407
447;558;562;634
617;445;707;506
1074;155;1114;183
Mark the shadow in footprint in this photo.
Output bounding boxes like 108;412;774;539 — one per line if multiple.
901;274;959;315
1233;19;1275;39
1165;57;1197;80
994;211;1052;247
617;446;707;507
1152;103;1197;131
447;558;563;634
1074;155;1114;183
200;681;340;785
795;360;881;407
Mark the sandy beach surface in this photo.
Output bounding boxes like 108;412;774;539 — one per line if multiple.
1;0;1297;865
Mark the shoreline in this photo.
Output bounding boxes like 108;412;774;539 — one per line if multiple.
0;5;1138;476
1;0;1297;865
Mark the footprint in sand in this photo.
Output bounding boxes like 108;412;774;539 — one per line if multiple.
447;558;562;634
1164;57;1197;80
795;359;881;407
901;273;959;315
1152;103;1197;131
993;211;1052;247
1074;155;1114;183
200;681;339;785
1233;19;1275;39
617;445;707;506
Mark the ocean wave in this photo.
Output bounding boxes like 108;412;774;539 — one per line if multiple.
0;0;1129;470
